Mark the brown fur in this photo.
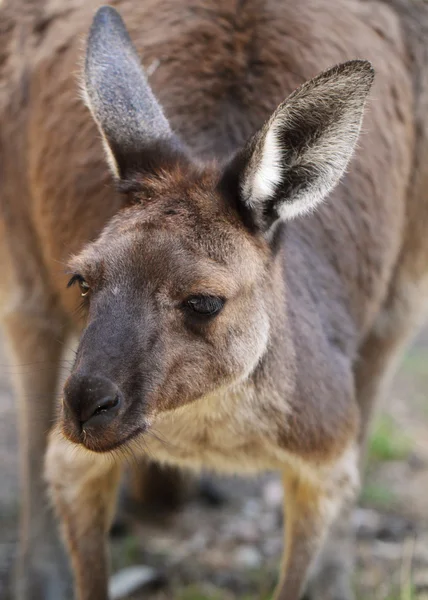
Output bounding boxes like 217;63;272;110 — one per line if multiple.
1;1;428;599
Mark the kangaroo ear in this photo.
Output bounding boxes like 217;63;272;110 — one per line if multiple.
84;6;183;178
221;60;374;231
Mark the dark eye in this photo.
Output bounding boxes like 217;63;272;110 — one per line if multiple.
185;295;224;316
67;274;90;297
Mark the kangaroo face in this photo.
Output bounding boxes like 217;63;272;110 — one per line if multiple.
60;7;373;453
62;165;271;453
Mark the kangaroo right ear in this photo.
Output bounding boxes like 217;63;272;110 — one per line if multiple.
220;60;374;232
84;6;183;179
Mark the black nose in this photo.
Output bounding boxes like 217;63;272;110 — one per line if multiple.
64;373;122;429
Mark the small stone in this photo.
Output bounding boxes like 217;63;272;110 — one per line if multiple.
243;499;262;517
186;532;208;552
263;537;283;558
353;508;382;538
415;538;428;566
109;565;162;599
259;512;278;534
234;545;262;569
377;516;414;542
233;520;259;544
353;508;414;542
148;534;177;554
202;548;231;569
407;452;426;470
370;540;403;562
262;479;283;509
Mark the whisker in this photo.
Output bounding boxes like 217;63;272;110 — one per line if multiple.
130;434;156;464
148;427;178;452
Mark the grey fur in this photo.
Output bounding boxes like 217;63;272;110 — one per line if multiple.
84;6;173;176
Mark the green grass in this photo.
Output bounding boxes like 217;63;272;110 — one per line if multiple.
176;582;425;600
176;580;424;600
402;348;428;377
360;482;396;509
368;415;412;463
176;587;224;600
176;588;273;600
378;583;419;600
111;533;142;571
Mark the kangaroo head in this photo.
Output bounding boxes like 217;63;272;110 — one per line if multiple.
61;6;373;452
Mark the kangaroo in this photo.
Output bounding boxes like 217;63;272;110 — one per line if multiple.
1;0;427;599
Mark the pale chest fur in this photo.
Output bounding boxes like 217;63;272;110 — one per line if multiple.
130;383;360;519
140;384;297;474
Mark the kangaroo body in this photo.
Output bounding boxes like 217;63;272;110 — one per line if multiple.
1;1;428;599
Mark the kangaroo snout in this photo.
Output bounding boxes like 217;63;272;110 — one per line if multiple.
64;373;122;427
62;373;127;449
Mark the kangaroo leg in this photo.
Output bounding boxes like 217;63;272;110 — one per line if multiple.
300;497;356;600
3;307;72;600
302;282;428;600
275;446;359;600
45;433;121;600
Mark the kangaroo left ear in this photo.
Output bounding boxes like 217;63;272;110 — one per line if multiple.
220;60;374;232
83;5;184;179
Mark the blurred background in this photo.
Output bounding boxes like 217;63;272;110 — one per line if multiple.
1;329;428;599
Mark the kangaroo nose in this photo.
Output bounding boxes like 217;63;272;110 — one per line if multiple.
64;373;122;429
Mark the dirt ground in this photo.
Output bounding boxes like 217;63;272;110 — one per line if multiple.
0;328;427;600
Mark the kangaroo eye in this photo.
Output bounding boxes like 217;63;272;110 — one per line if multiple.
79;281;90;297
67;274;90;297
185;295;224;316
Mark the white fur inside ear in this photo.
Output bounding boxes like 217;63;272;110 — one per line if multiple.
243;126;283;206
277;160;342;220
81;84;120;178
100;136;120;179
242;107;364;223
277;195;320;220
